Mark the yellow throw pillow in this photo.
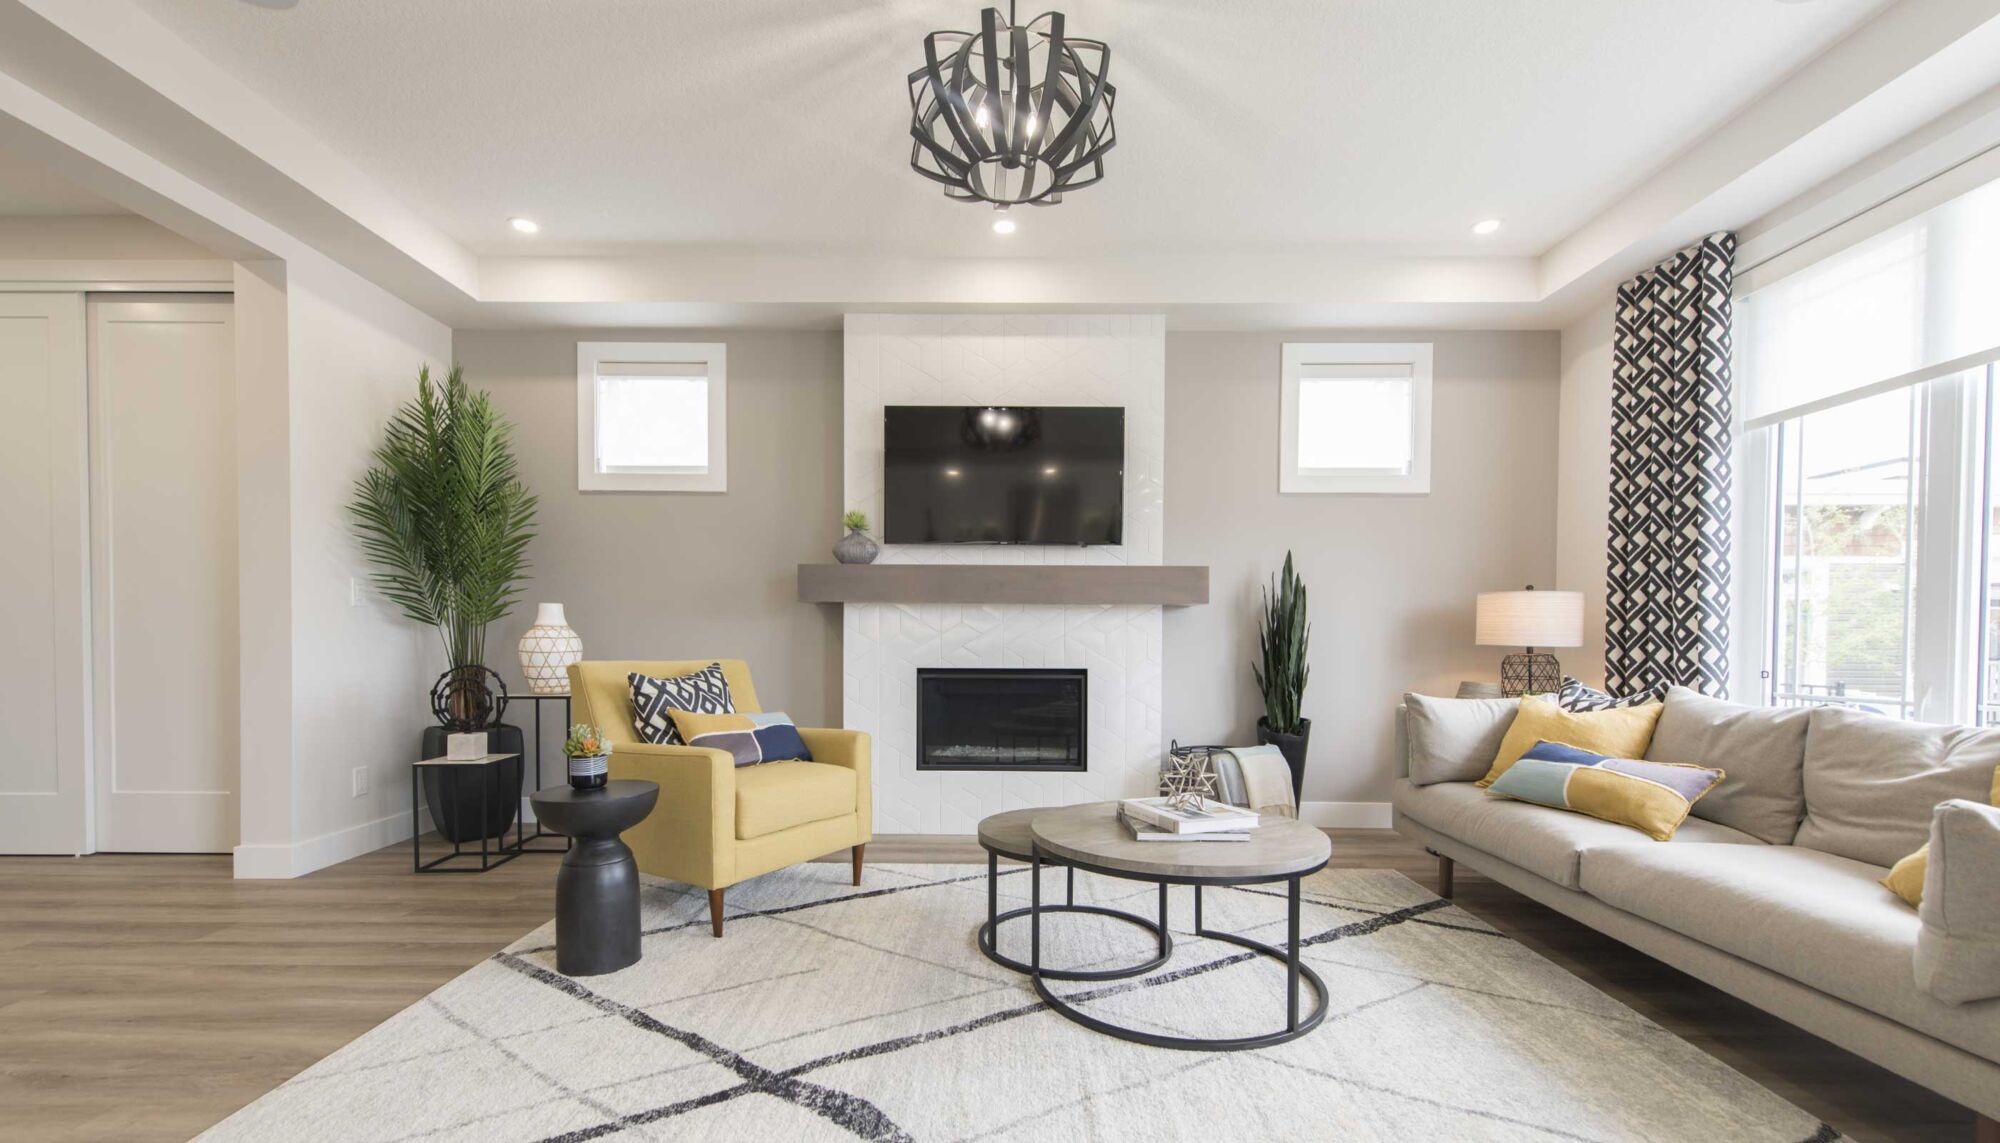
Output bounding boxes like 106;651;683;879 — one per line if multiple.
1883;763;2000;907
1478;694;1663;788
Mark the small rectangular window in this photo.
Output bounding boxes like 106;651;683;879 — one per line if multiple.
577;343;726;491
1280;343;1432;493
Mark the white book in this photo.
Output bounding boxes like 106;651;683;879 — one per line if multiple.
1120;796;1259;835
1119;811;1251;842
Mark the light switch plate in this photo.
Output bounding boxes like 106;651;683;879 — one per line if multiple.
349;577;365;607
351;766;369;797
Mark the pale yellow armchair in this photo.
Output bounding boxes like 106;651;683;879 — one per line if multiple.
566;659;872;937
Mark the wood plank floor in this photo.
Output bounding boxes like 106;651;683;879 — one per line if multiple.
0;830;1975;1142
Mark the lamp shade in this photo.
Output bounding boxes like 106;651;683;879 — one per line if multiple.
1475;590;1583;648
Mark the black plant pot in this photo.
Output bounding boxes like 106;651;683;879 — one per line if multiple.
1256;716;1311;803
419;723;525;843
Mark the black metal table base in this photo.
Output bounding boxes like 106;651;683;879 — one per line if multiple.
977;851;1171;981
1022;848;1329;1052
411;758;524;874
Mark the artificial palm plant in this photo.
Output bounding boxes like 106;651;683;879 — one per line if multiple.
349;364;537;724
1253;551;1312;797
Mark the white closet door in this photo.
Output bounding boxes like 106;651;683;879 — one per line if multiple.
89;295;237;852
0;293;91;854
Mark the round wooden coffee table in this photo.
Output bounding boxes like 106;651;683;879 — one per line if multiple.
1024;801;1332;1051
975;807;1170;980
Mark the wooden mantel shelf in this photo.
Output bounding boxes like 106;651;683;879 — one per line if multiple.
798;563;1209;607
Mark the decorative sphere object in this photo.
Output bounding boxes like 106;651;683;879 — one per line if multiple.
518;602;583;695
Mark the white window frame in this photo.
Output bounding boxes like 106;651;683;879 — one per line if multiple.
1278;342;1433;494
576;341;727;492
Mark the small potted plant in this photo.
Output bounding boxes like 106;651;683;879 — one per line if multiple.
833;509;880;564
563;723;610;791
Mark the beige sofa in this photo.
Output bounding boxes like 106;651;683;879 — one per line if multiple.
1392;687;2000;1127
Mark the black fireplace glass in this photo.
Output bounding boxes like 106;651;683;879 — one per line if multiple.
916;668;1086;772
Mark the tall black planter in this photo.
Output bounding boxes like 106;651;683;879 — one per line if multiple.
1256;716;1311;803
419;723;525;843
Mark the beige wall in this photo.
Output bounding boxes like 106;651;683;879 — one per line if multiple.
1162;330;1563;810
459;326;1560;815
455;329;844;728
1554;301;1615;688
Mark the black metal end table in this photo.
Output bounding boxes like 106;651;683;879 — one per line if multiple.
512;693;576;854
411;752;525;873
531;780;660;977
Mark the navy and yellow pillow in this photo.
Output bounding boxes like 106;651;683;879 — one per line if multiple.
1485;740;1724;841
668;709;813;768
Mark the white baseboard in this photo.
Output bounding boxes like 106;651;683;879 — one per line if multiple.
232;809;414;879
1297;801;1394;829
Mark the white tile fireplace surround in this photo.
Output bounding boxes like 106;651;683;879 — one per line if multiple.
842;314;1166;833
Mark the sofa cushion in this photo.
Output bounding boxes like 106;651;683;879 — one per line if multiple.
1402;693;1518;786
1485;746;1725;842
1644;686;1808;845
1916;800;2000;1004
1578;842;2000;1063
735;761;855;841
1480;695;1662;787
1391;778;1762;889
1796;706;2000;867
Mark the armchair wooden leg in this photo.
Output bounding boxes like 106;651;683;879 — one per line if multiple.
1437;854;1454;900
1975;1113;1996;1143
852;843;865;886
708;888;725;939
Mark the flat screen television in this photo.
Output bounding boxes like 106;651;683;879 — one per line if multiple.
884;406;1124;545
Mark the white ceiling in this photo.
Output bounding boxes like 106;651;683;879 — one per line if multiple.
131;0;1893;259
0;144;123;214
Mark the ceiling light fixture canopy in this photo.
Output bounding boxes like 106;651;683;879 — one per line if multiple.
908;1;1116;209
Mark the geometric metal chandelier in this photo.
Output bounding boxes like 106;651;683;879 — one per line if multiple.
907;2;1116;209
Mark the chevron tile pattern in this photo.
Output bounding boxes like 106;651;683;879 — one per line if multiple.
1607;233;1735;699
843;315;1167;833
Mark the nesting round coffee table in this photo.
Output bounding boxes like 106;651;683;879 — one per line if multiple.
976;801;1332;1051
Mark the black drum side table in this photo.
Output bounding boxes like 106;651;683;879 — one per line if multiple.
530;780;660;976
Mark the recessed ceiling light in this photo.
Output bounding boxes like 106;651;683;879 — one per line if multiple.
509;217;540;234
1471;218;1502;236
991;216;1017;235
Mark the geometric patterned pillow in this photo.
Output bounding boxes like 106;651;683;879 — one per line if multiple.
628;663;734;745
1558;675;1668;713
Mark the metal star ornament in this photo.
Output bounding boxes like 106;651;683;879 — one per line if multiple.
1161;747;1220;811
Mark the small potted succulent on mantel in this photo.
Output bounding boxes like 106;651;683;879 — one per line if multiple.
563;723;610;791
1253;551;1312;801
833;509;880;564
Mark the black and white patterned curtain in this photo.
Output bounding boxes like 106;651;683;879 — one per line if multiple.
1606;232;1735;698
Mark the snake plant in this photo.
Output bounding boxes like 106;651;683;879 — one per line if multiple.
1253;551;1311;735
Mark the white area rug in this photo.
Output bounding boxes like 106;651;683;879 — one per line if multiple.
201;863;1839;1142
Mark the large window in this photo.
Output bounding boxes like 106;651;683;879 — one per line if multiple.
1739;173;2000;724
576;341;727;492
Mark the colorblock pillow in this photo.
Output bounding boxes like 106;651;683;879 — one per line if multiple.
1882;763;1999;907
1479;694;1663;788
1486;741;1725;841
628;663;734;744
668;709;813;767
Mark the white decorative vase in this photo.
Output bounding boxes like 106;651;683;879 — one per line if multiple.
517;602;583;695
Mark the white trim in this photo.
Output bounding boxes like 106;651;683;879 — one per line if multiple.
232;808;412;879
575;341;728;493
1279;342;1432;495
0;260;234;291
1297;801;1395;829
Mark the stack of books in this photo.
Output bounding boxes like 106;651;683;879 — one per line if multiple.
1118;797;1260;842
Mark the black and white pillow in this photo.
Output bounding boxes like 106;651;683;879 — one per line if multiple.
1557;675;1667;713
629;663;735;744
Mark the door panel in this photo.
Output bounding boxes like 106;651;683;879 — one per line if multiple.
0;293;90;854
89;296;237;852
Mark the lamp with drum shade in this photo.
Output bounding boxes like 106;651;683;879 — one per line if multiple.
1475;586;1583;697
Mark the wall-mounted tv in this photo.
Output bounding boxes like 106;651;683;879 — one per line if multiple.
884;406;1124;546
